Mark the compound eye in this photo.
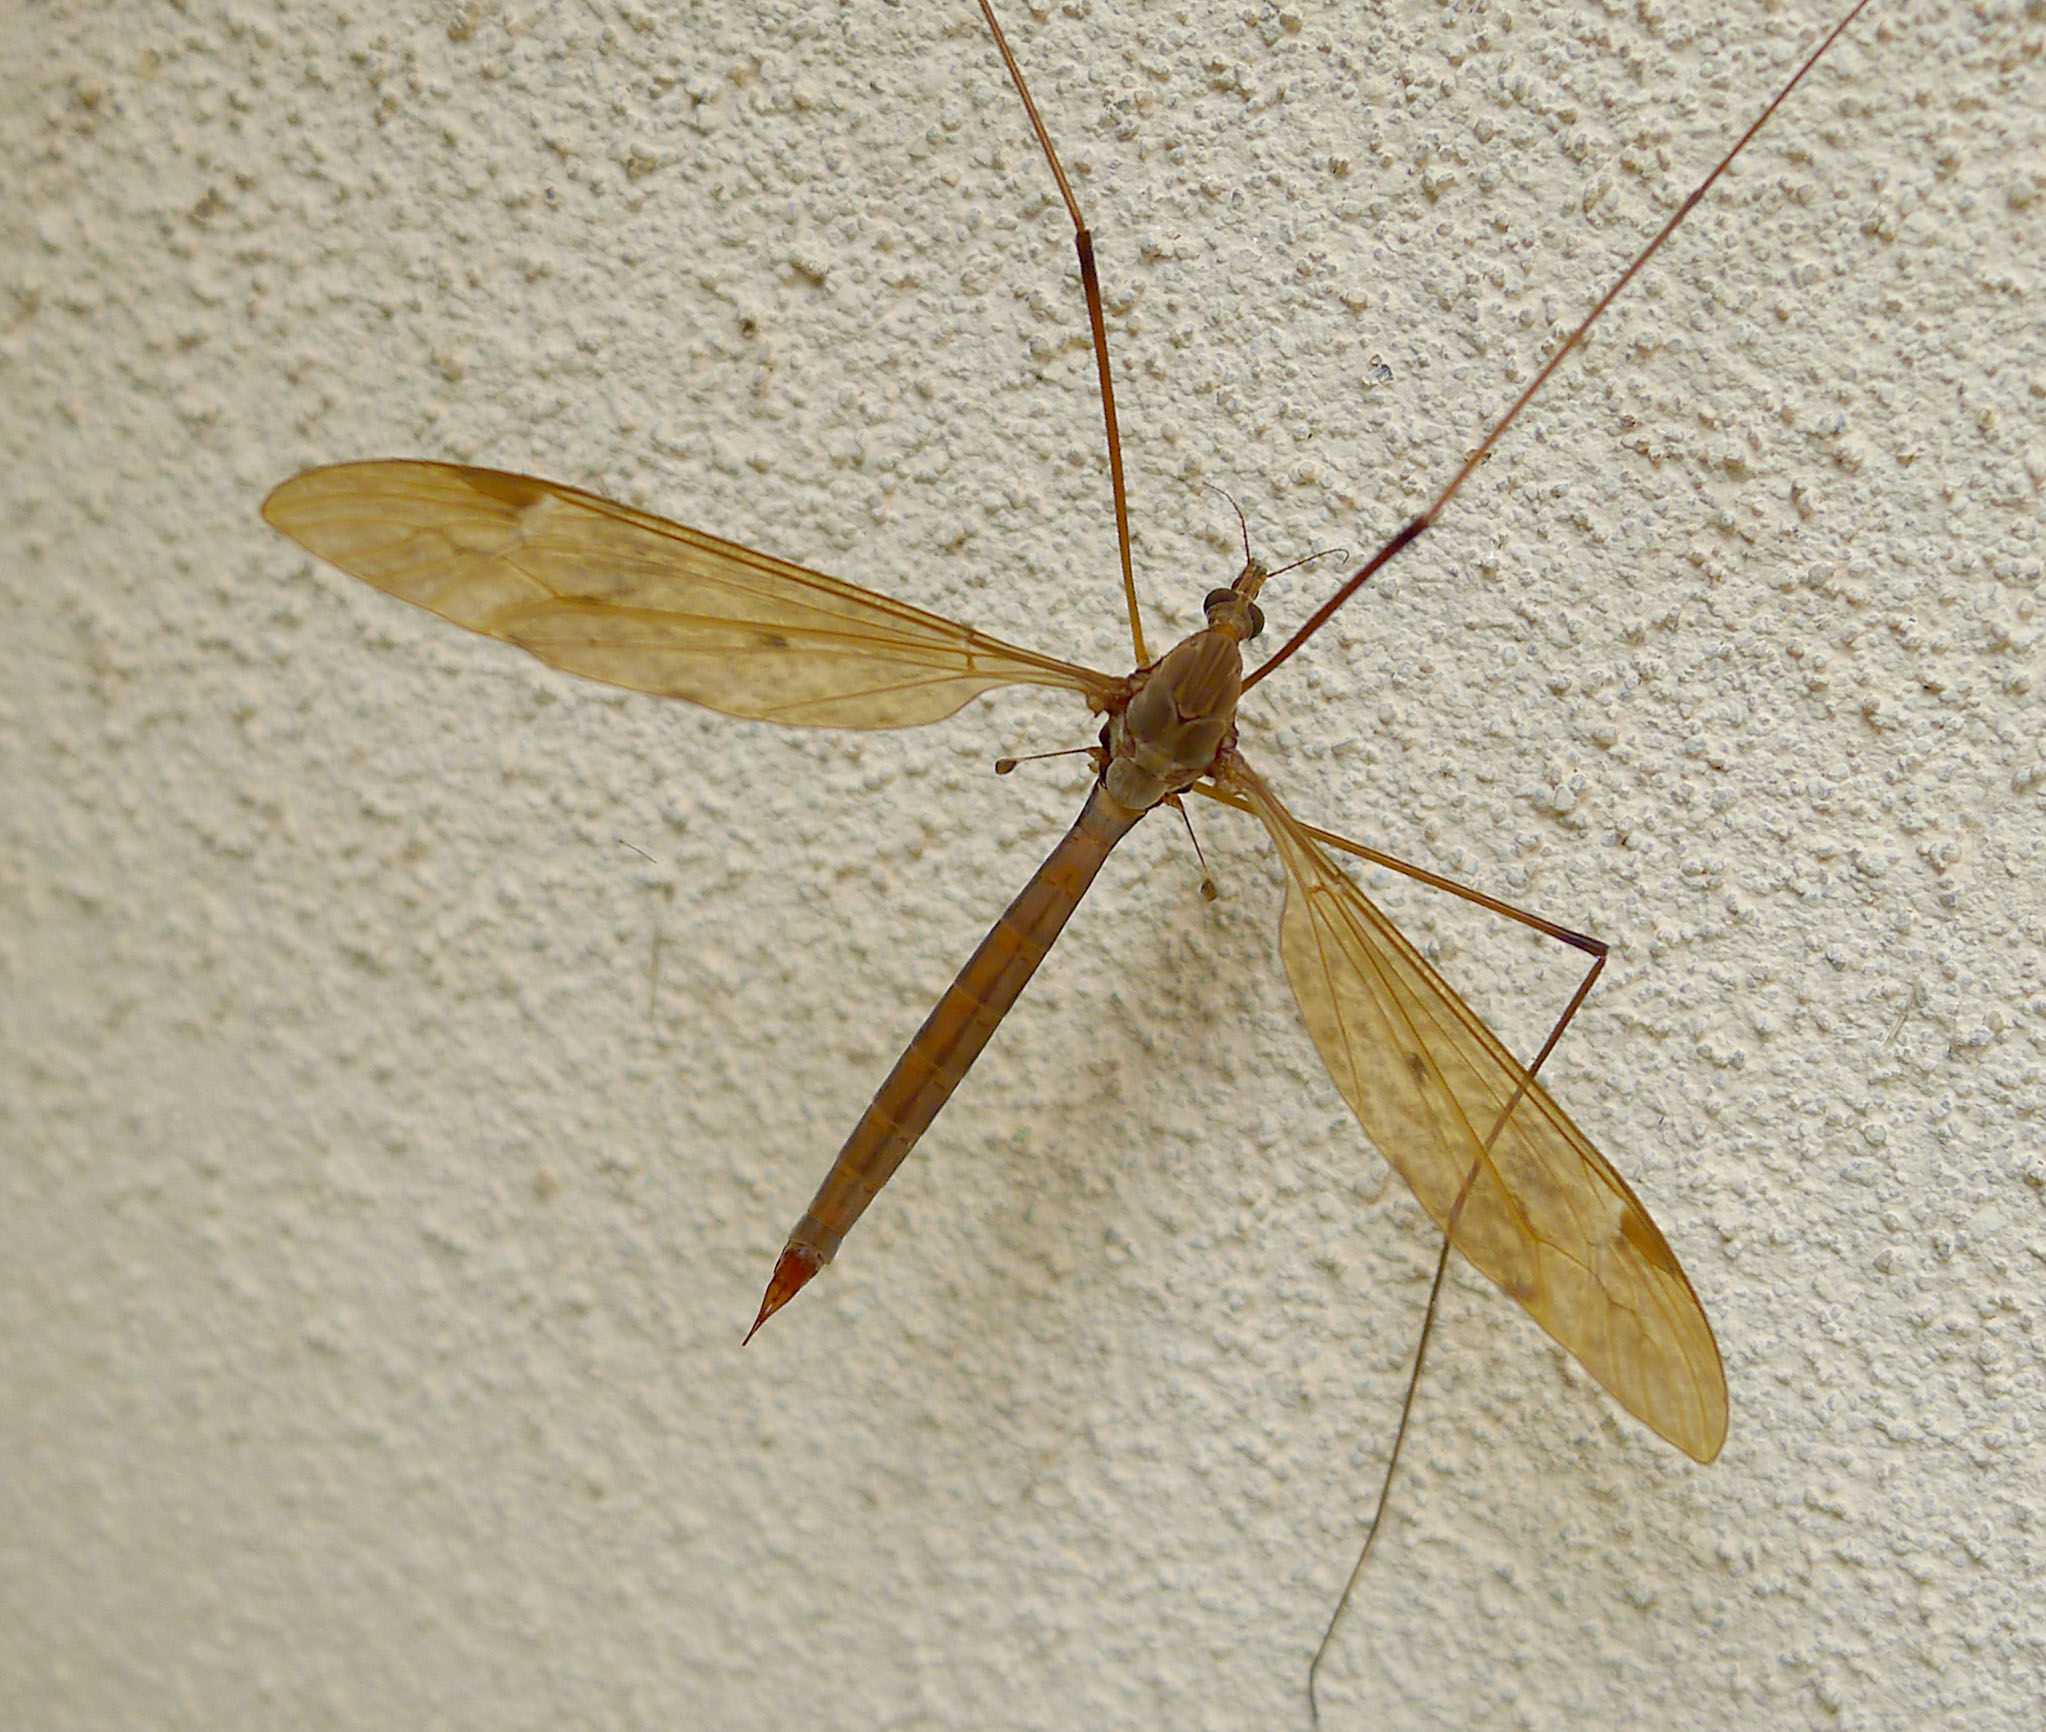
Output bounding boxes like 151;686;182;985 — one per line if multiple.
1202;587;1237;618
1246;602;1265;640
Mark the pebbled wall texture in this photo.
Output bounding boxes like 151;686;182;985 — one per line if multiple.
4;1;2042;1727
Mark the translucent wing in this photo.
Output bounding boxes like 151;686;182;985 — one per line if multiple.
263;461;1118;728
1223;758;1727;1462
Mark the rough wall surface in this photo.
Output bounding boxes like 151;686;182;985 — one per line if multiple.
3;1;2042;1726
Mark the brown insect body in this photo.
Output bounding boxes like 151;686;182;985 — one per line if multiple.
748;562;1275;1336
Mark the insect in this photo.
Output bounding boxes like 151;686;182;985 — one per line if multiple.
264;444;1722;1436
258;0;1947;1714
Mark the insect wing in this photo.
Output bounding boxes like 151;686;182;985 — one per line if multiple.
1224;760;1727;1463
263;460;1118;728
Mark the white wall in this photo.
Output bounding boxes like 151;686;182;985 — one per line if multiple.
4;1;2041;1726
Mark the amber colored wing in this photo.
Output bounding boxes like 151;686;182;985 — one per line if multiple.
263;461;1118;728
1221;758;1727;1462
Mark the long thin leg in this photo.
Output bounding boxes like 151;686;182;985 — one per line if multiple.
1244;0;1878;693
1306;1235;1450;1731
1190;780;1606;962
1189;782;1613;1723
976;0;1148;665
1304;948;1606;1729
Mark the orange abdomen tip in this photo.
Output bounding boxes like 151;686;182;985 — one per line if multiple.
744;1243;824;1344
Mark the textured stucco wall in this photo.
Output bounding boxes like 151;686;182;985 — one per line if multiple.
4;1;2042;1727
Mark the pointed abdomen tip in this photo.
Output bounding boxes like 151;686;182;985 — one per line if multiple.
744;1242;824;1344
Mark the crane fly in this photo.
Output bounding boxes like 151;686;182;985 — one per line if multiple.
261;0;1884;1707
